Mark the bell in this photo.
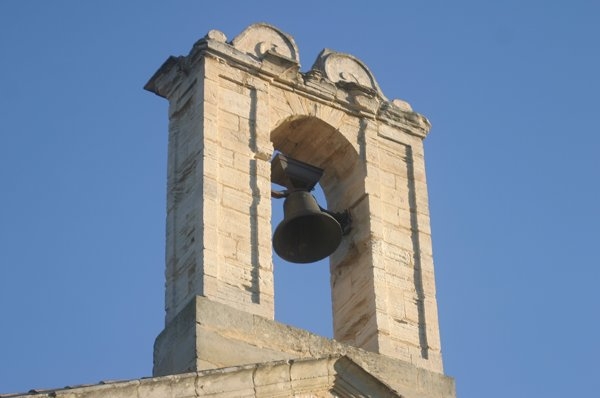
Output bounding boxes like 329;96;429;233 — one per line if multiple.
273;191;343;263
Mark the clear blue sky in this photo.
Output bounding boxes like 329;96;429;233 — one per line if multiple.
1;1;599;397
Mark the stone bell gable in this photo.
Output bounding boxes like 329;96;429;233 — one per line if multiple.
145;22;445;376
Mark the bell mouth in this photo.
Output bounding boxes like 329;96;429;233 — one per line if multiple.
273;191;343;263
273;211;342;263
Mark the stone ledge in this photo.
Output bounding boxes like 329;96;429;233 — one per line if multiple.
153;296;455;398
1;356;404;398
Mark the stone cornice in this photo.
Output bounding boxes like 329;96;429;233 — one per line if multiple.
2;356;402;398
144;24;432;140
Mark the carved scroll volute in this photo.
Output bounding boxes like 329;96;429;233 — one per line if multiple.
232;23;300;64
311;49;387;101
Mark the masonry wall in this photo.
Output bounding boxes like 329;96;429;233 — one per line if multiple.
146;23;446;375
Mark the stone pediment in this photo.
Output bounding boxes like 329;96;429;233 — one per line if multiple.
1;356;400;398
231;22;299;64
311;48;386;101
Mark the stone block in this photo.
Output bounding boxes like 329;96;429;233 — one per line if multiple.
196;367;255;396
253;362;293;396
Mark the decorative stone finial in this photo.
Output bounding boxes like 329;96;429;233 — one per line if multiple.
145;24;449;389
205;29;227;43
231;23;299;63
311;49;386;100
391;98;413;112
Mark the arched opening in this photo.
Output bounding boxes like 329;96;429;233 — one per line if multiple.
271;181;333;337
270;115;365;212
270;115;367;340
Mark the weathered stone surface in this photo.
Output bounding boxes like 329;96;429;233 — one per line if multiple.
3;356;403;398
152;296;455;398
232;23;299;63
143;22;454;396
312;48;386;100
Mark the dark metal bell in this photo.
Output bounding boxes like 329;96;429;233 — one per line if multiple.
273;191;343;264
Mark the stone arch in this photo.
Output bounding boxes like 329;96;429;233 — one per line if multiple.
270;115;365;212
270;114;373;347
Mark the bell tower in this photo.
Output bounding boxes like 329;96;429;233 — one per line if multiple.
145;23;455;397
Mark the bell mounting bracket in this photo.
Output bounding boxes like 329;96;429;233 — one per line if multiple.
270;153;351;235
271;153;323;193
